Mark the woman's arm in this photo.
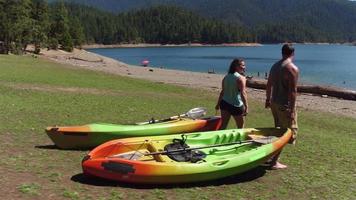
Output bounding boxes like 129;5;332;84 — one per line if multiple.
215;78;225;110
238;76;248;115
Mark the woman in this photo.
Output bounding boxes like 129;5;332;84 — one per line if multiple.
215;58;248;129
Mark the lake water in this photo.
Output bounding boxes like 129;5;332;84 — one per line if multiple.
88;44;356;90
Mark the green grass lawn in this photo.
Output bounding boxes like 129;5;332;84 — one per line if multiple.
0;55;355;200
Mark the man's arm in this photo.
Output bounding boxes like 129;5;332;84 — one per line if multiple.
265;70;273;108
287;63;299;119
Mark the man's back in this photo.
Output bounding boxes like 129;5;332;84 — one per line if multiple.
270;58;292;106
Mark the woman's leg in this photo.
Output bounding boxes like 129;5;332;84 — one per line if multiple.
232;115;244;128
219;109;231;130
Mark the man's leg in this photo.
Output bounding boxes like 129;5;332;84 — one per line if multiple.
270;103;281;128
268;103;289;169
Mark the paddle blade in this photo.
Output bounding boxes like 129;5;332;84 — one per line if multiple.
252;136;278;144
137;107;208;125
185;107;207;119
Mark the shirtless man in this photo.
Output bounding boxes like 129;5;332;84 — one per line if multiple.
265;43;299;169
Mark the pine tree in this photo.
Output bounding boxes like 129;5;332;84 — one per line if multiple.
0;0;5;53
0;0;31;54
30;0;50;54
69;17;85;48
61;31;73;52
49;1;73;51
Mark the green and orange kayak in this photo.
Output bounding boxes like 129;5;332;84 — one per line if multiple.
82;127;292;184
46;116;221;149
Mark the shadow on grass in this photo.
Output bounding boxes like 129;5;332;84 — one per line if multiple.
71;166;268;188
35;145;88;151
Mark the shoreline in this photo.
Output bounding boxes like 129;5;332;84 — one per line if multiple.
37;48;356;119
81;42;356;49
82;43;263;49
83;43;356;91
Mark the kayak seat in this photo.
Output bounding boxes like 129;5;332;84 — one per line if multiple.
146;143;165;162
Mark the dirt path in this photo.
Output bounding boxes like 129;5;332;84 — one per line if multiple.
38;48;356;119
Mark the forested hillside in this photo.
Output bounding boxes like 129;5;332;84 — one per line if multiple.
0;0;85;54
1;1;255;55
66;4;253;45
57;0;356;26
2;0;356;55
58;0;356;43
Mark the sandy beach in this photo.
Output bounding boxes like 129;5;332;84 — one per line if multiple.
38;48;356;119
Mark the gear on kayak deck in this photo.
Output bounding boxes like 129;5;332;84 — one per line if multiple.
164;135;206;163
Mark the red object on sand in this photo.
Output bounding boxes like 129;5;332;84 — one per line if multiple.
141;59;149;66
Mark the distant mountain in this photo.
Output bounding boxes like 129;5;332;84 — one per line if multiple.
49;0;356;42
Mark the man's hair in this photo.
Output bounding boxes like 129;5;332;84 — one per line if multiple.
228;58;244;74
282;43;294;56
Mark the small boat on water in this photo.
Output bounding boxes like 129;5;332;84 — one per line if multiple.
82;127;292;184
45;108;221;149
